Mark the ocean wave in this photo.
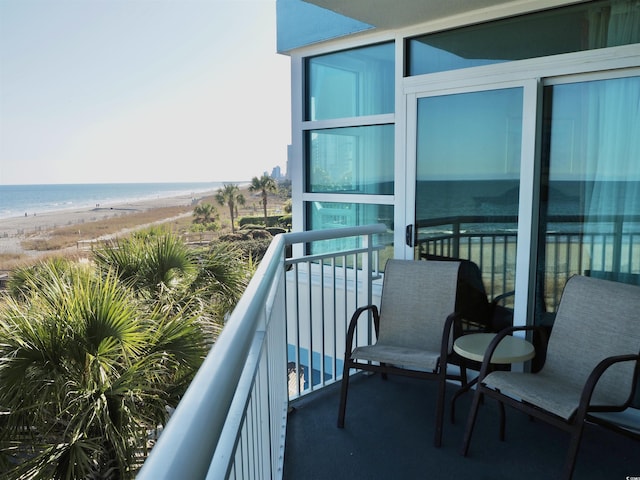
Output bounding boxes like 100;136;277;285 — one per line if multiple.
0;182;227;220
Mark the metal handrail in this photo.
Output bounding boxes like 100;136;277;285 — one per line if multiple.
137;224;386;479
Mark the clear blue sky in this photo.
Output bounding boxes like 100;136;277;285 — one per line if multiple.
0;0;291;185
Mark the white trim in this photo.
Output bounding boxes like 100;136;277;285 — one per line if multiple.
403;78;542;326
285;31;396;59
301;114;394;131
403;44;640;94
302;193;394;205
290;54;305;259
513;79;543;330
543;65;640;86
394;35;410;259
402;92;418;260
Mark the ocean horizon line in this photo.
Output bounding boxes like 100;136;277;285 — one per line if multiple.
0;181;251;221
0;180;251;187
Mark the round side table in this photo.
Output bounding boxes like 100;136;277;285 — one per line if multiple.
450;332;535;422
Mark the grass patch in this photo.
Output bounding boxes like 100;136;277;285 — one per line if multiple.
21;205;194;252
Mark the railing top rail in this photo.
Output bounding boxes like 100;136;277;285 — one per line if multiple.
137;234;286;479
416;214;640;227
138;224;386;479
286;245;384;265
283;223;387;245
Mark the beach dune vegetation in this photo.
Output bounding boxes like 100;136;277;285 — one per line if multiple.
0;230;251;478
93;229;196;301
192;202;219;231
0;259;208;479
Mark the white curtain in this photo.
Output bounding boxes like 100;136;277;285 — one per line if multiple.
584;1;640;274
585;77;640;217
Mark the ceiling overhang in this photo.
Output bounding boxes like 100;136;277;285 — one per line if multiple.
304;0;517;30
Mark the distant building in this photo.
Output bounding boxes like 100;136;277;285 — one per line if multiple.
271;166;283;180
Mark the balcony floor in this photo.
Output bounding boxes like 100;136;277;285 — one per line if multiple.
284;373;639;480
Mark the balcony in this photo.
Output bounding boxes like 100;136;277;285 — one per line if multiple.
138;224;639;479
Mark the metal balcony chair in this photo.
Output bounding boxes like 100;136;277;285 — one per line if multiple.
461;275;640;480
337;259;462;447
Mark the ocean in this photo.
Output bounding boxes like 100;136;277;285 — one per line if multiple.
0;182;231;220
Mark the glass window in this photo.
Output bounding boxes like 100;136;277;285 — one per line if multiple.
306;43;394;121
536;75;640;326
408;0;640;76
415;88;523;301
306;125;394;194
306;201;393;253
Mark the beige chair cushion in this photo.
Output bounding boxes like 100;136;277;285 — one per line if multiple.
350;259;460;371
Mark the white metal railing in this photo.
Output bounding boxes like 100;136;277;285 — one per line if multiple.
137;224;386;479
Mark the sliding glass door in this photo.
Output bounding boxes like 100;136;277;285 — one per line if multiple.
411;87;524;302
535;74;640;326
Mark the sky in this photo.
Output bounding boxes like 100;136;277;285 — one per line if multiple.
0;0;291;185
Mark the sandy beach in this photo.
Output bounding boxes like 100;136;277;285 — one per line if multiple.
0;190;216;258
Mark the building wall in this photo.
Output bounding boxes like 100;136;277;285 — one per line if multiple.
278;0;640;327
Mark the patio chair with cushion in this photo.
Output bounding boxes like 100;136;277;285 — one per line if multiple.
461;275;640;479
337;259;462;447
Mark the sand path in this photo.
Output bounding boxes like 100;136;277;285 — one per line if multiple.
0;192;211;257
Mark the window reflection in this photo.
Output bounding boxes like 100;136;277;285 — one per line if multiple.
537;76;640;326
306;43;394;121
415;88;523;301
408;0;640;76
306;202;393;254
307;125;394;194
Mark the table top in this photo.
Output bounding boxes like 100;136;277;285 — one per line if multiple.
453;332;535;364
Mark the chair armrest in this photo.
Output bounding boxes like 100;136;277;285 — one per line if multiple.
577;353;640;416
491;290;515;306
441;311;463;362
477;325;543;382
344;305;379;356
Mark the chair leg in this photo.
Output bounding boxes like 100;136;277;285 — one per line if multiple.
499;401;506;441
460;386;484;456
337;362;351;428
450;362;470;423
434;370;447;447
562;423;585;480
460;363;468;387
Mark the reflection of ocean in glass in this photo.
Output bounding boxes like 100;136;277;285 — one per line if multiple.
417;180;640;235
0;182;224;220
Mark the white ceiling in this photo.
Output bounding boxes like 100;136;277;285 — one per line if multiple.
305;0;516;30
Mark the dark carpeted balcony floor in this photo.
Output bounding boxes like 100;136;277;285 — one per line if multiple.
284;373;639;480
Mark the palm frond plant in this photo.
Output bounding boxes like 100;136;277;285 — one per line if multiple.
93;230;196;303
4;256;78;302
191;242;250;328
0;259;208;479
192;202;218;228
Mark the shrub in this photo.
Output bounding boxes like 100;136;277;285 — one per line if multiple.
238;215;283;227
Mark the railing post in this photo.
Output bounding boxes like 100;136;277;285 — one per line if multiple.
613;215;624;273
363;231;373;345
453;221;460;258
